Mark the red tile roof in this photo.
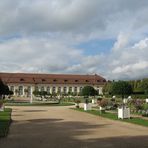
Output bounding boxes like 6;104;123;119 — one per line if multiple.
0;72;106;85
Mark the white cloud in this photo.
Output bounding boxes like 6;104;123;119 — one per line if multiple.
112;32;130;51
108;38;148;80
0;37;83;73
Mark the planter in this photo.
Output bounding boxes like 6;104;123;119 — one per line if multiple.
99;106;105;110
123;99;128;104
92;99;95;104
118;106;130;119
84;103;91;111
75;103;80;108
99;106;105;113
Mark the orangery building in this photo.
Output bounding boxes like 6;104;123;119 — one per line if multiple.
0;72;106;97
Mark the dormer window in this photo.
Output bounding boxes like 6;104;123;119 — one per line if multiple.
20;78;24;81
53;79;57;82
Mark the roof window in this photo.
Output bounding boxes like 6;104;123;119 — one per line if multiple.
20;78;24;81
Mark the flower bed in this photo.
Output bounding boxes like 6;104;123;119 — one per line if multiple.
128;99;148;117
72;108;148;127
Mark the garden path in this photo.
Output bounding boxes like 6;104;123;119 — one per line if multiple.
0;105;148;148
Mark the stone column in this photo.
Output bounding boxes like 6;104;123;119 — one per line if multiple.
72;86;75;93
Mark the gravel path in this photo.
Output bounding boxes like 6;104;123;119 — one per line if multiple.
0;105;148;148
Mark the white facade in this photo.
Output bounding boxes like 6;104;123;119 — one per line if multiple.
1;73;106;97
9;84;104;97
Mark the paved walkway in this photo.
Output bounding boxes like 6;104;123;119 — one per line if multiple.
0;106;148;148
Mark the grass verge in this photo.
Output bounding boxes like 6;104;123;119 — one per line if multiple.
0;108;12;137
72;108;148;127
5;102;75;106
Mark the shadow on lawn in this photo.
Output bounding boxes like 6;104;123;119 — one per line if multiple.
0;117;148;148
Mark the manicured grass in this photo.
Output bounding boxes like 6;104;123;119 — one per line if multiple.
73;108;148;127
0;108;12;137
5;102;75;106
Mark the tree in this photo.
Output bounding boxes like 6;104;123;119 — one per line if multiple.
81;86;98;97
140;79;148;95
111;81;133;99
0;79;10;99
102;82;112;95
8;91;14;96
40;91;47;98
33;90;40;96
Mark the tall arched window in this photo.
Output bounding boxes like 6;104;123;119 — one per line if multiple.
47;86;50;93
64;87;67;93
18;86;23;96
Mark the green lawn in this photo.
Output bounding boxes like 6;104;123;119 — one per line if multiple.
73;108;148;127
0;108;12;137
5;102;75;106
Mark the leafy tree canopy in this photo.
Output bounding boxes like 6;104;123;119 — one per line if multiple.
111;81;133;99
102;82;112;95
140;79;148;95
81;86;98;97
0;79;10;99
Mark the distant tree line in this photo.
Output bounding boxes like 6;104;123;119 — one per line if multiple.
103;79;148;98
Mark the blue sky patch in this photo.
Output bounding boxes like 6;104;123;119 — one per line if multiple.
76;39;115;56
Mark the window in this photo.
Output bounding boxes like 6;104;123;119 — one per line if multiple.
41;86;44;91
64;80;68;82
52;87;56;93
20;78;24;81
97;80;100;82
69;87;72;92
42;79;45;81
64;87;67;93
47;86;50;93
58;87;61;93
28;86;31;96
10;86;14;92
75;80;78;82
74;87;77;92
35;86;39;91
18;86;23;95
85;80;89;82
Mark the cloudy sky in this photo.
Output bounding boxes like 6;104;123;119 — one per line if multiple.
0;0;148;80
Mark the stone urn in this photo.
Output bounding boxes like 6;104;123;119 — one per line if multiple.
92;99;95;104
